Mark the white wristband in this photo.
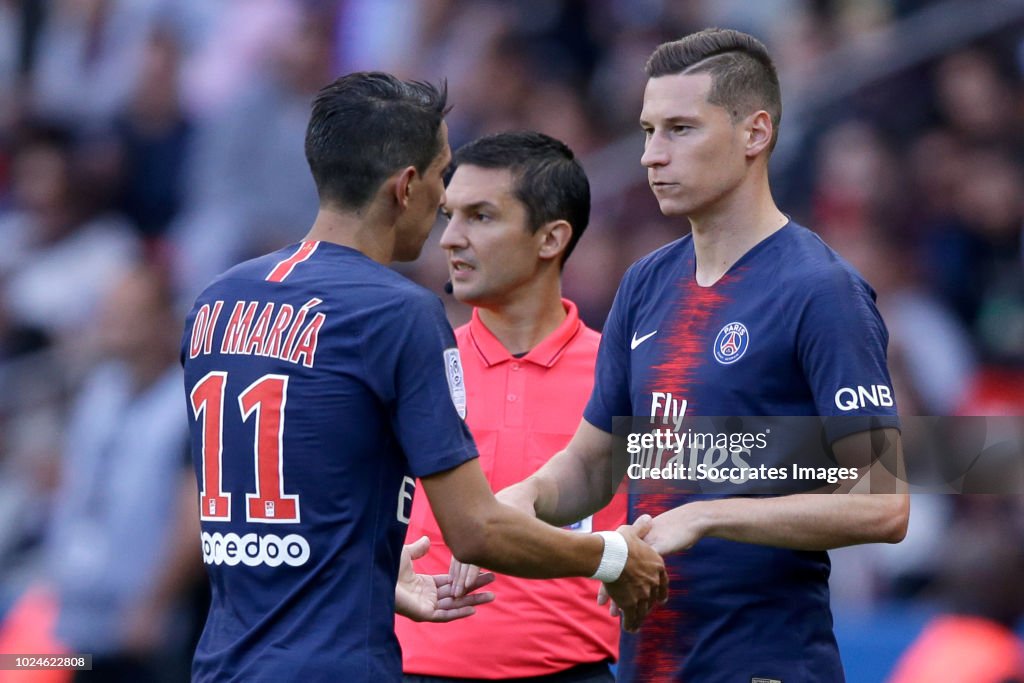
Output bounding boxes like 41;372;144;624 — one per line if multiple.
590;531;629;582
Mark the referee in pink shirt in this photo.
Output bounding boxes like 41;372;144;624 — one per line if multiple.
397;132;626;682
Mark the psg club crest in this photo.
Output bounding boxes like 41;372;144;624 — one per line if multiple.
714;322;749;365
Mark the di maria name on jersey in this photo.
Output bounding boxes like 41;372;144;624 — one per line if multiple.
584;222;899;683
182;241;477;682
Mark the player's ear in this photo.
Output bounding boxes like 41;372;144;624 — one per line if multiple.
745;110;773;159
393;166;418;209
537;220;572;263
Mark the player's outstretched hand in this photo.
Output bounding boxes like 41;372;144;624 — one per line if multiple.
449;554;482;599
396;536;496;622
602;516;669;632
644;505;706;556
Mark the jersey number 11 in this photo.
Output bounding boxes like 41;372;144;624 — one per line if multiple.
190;371;301;524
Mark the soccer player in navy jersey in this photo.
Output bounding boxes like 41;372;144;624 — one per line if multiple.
497;29;910;682
181;72;666;682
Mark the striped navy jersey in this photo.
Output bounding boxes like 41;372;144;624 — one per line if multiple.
181;240;476;682
585;222;899;683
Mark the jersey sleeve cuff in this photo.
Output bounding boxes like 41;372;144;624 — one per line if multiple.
409;446;480;479
824;414;901;444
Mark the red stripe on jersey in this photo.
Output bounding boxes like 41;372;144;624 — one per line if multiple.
266;241;319;282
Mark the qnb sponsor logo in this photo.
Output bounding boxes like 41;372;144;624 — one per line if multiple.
201;531;311;567
834;384;894;411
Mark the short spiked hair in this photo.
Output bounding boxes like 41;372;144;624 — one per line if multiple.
646;28;781;152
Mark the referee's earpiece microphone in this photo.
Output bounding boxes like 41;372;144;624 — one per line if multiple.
443;280;454;295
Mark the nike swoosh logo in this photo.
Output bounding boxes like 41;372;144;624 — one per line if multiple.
631;330;657;350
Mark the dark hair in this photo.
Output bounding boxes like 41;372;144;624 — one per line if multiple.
452;131;590;266
646;28;781;152
304;72;449;210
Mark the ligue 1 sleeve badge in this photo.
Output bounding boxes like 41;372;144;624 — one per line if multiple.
443;348;468;418
714;321;749;364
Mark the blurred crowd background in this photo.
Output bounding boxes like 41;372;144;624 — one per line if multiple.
0;0;1022;681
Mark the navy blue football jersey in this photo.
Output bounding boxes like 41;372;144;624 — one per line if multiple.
584;222;899;682
181;240;477;682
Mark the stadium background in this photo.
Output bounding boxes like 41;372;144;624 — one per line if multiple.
0;0;1023;680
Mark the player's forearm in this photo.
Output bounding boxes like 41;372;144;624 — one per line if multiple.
651;492;909;554
146;470;205;608
450;506;605;578
425;459;605;578
520;446;614;527
501;419;617;526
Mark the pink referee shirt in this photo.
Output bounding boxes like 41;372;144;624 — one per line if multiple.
397;299;626;679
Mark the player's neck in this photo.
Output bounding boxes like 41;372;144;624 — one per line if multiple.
688;178;787;287
475;277;567;357
304;205;396;264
